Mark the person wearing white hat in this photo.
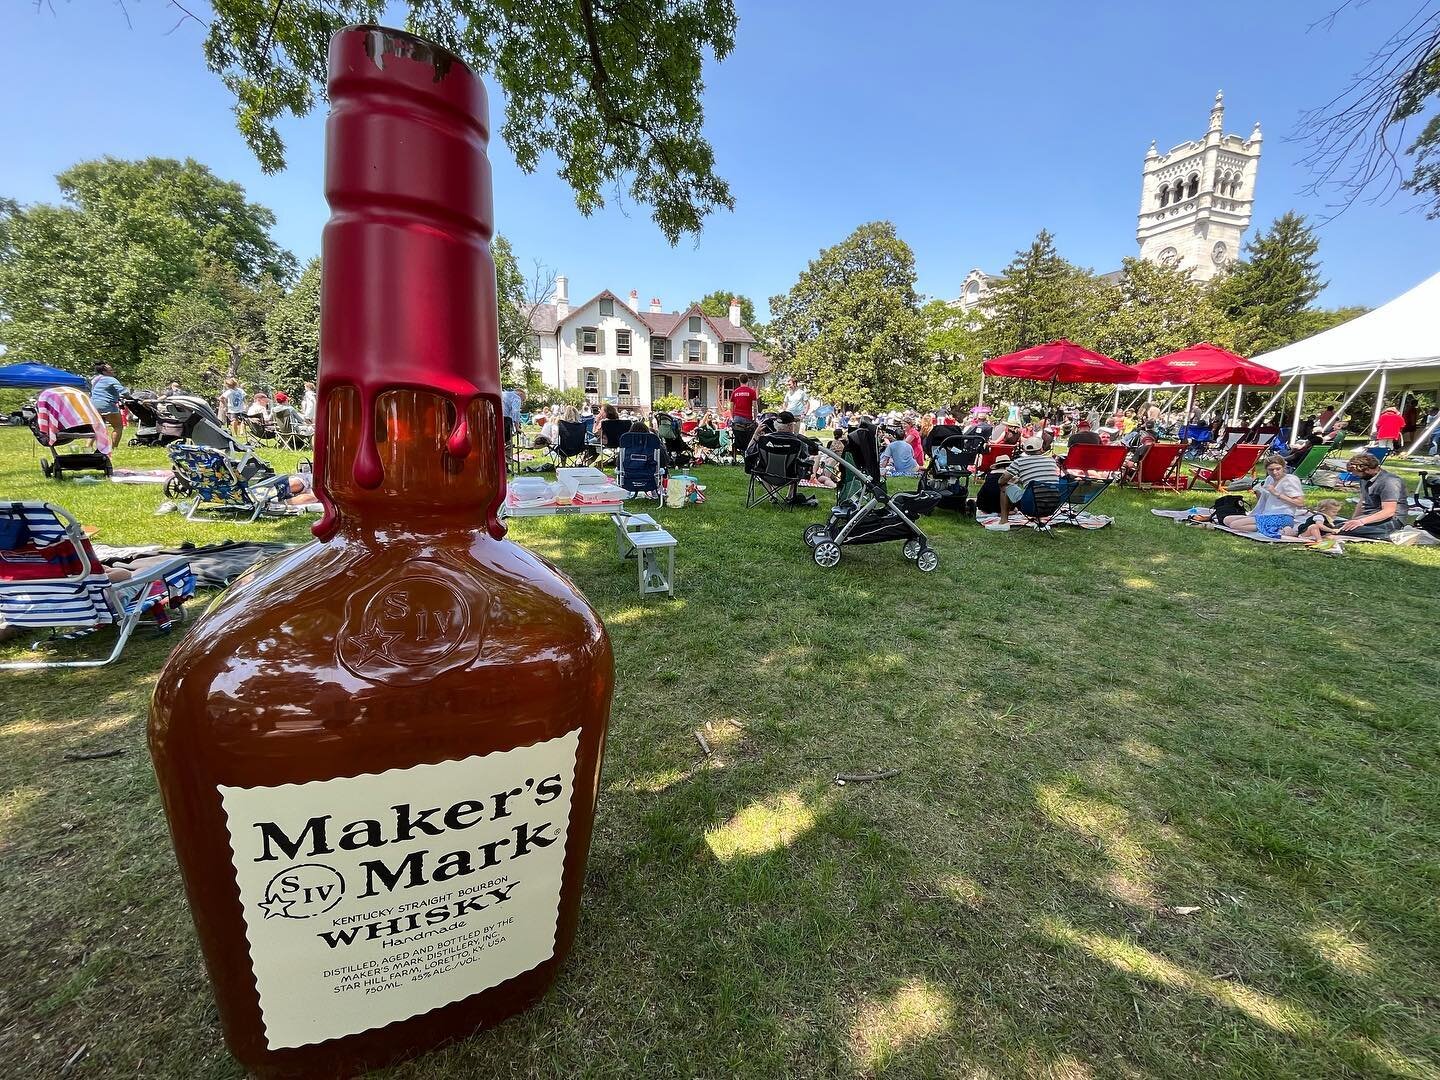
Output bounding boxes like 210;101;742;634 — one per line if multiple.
986;434;1060;531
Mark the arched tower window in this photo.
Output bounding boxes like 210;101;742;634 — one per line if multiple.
1158;184;1169;207
1230;175;1241;196
1187;173;1199;199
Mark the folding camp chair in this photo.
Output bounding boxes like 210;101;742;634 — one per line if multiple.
1010;479;1069;533
746;432;811;509
1;502;196;669
919;428;987;513
1337;446;1389;484
591;418;629;468
168;442;292;521
1127;442;1187;489
1190;443;1265;491
617;431;665;499
1055;444;1127;522
271;405;313;451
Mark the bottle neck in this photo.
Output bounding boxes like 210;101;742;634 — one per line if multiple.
314;387;506;540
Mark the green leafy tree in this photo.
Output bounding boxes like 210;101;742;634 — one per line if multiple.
137;261;279;394
1292;304;1369;340
1095;257;1235;364
0;157;293;378
265;257;323;392
766;222;924;411
979;230;1106;357
494;235;548;390
187;1;737;243
1297;6;1440;216
689;290;757;328
914;299;984;409
1212;212;1325;355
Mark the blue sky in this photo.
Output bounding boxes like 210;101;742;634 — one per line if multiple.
4;0;1436;321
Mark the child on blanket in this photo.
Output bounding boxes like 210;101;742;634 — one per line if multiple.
1284;499;1344;540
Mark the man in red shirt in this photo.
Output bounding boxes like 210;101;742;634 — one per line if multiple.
730;375;759;422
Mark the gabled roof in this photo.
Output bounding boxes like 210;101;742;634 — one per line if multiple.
557;289;647;329
533;292;756;344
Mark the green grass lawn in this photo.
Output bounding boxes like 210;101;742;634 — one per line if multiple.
2;425;1439;1079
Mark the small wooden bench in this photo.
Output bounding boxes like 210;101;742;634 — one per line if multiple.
611;512;676;596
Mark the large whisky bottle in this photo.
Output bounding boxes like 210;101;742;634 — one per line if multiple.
149;26;613;1078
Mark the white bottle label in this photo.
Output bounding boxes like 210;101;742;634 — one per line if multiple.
218;729;580;1050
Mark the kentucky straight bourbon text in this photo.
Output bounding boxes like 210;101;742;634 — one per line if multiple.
148;25;613;1079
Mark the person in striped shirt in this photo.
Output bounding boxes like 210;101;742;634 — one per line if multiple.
986;435;1060;532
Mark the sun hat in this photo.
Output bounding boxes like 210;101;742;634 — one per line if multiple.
1021;435;1045;452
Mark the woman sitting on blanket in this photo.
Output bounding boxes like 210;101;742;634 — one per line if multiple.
1221;455;1306;538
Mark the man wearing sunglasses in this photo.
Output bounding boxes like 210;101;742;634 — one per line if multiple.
1331;453;1407;539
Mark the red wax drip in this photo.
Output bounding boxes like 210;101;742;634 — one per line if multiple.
446;396;472;458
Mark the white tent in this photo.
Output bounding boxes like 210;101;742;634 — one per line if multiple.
1252;271;1440;452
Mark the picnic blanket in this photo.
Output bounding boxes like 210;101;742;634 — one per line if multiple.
111;469;173;485
1149;508;1392;545
35;386;112;454
93;540;297;588
977;511;1113;530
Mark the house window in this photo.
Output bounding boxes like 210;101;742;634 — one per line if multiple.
652;375;672;398
616;329;631;356
722;342;736;364
581;327;598;353
721;377;739;401
651;337;667;362
688;316;701;333
687;339;702;361
617;370;631;394
583;369;598;392
599;298;614;316
686;376;704;405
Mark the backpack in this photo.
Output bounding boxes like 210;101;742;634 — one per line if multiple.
1415;508;1440;539
1211;494;1248;527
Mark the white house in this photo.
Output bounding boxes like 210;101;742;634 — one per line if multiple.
526;277;769;410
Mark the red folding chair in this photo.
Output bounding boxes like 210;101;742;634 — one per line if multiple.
1061;443;1128;478
1128;442;1187;490
1056;444;1128;524
1190;443;1265;491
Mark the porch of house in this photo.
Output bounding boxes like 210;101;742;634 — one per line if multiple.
651;368;744;411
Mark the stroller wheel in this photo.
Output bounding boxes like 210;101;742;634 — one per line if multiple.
803;523;829;547
902;538;922;560
915;548;939;573
813;540;841;568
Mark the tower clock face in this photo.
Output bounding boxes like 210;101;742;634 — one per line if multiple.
1158;247;1180;268
1212;241;1229;265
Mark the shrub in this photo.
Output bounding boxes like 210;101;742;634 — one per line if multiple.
653;394;686;414
759;387;785;411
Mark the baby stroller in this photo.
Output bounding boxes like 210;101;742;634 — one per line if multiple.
918;425;987;515
653;413;694;468
122;391;166;447
30;387;113;481
803;425;941;572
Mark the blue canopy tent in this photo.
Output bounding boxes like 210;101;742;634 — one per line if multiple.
0;362;89;390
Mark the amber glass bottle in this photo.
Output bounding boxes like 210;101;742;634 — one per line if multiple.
148;26;612;1079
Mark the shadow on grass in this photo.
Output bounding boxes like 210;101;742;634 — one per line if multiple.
2;461;1437;1077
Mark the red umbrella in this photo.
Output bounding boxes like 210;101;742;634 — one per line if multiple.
982;339;1134;384
1131;343;1279;386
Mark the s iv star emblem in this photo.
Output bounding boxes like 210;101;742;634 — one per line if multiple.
258;895;295;919
348;623;401;665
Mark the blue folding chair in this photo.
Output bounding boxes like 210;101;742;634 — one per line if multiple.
1;502;196;669
1338;446;1389;484
618;431;665;499
168;442;291;521
1011;479;1068;533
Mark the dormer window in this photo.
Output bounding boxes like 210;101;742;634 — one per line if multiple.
599;298;614;316
688;316;701;333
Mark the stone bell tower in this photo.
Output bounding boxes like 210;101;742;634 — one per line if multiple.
1136;91;1262;282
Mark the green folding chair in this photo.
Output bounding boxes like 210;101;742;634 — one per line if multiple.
1292;444;1332;482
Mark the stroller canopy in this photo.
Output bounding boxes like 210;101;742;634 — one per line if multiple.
0;362;89;390
846;424;883;481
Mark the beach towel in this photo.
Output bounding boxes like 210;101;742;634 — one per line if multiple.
35;387;112;455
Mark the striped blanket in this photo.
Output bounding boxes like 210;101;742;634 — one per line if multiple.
35;387;112;455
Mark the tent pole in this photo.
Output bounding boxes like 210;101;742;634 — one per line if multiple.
1112;386;1121;413
1231;386;1243;425
1320;367;1379;435
1404;411;1440;457
1201;385;1230;423
1371;369;1389;439
1290;374;1307;442
978;373;986;405
1185;385;1195;422
1242;373;1299;436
